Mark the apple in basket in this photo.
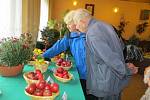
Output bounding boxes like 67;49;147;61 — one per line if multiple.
43;89;52;96
62;61;71;67
56;58;63;66
33;89;43;96
25;80;59;96
55;68;70;79
50;83;59;93
25;83;36;94
56;58;72;68
57;58;64;63
26;70;44;80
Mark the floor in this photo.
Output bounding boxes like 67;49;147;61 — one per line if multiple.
122;74;147;100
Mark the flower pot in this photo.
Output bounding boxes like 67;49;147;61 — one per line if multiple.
0;64;23;77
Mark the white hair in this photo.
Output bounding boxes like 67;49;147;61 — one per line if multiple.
64;10;76;24
73;8;92;24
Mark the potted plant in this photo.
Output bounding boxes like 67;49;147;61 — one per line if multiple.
40;19;69;49
0;33;34;76
40;27;60;49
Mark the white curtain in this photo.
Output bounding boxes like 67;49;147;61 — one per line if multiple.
0;0;22;39
37;0;49;41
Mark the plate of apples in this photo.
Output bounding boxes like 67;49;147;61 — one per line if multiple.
56;58;72;70
23;70;44;84
53;67;73;83
25;80;59;100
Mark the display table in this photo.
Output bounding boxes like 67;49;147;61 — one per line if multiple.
0;62;85;100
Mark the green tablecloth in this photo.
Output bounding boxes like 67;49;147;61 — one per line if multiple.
0;63;85;100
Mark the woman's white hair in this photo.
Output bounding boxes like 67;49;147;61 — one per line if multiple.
64;10;76;24
73;8;92;24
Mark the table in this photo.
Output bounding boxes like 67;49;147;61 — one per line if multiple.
0;62;85;100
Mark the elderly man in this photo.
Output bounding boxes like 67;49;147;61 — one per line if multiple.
73;8;138;100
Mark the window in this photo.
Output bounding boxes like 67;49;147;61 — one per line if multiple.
37;0;49;41
0;0;22;39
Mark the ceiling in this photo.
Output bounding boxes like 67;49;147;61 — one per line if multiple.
120;0;150;3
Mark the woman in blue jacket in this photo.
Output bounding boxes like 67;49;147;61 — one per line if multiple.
42;10;87;99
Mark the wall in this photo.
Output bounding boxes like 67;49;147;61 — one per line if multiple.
51;0;150;40
49;0;53;19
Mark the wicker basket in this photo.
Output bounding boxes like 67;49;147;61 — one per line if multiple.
25;90;59;100
23;72;42;84
53;72;73;83
34;61;50;73
55;64;72;70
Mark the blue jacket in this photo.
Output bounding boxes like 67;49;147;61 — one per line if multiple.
43;32;86;79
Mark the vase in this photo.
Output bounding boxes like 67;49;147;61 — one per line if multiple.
0;64;23;77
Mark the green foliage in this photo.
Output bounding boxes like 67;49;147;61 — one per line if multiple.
0;33;34;67
40;27;60;48
117;17;129;37
136;22;148;34
59;21;70;37
40;19;69;49
127;34;140;46
47;19;57;29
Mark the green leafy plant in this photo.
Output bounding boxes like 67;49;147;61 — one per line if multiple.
41;19;69;49
47;19;57;29
136;22;148;34
0;33;34;67
127;34;140;46
40;10;70;49
40;27;60;49
116;16;129;37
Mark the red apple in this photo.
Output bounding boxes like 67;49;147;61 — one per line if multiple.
25;83;36;94
33;89;43;96
35;69;41;74
43;89;52;96
33;76;38;80
57;67;64;73
57;58;64;63
63;70;68;75
36;80;46;90
50;83;59;93
63;74;69;79
56;62;61;66
44;84;51;90
27;72;35;80
66;61;71;67
61;61;67;67
56;73;63;78
36;73;43;80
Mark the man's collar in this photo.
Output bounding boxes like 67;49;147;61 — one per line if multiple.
87;18;97;29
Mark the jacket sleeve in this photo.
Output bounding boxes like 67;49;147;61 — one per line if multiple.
42;35;69;58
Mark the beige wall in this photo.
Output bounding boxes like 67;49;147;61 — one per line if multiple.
51;0;150;40
22;0;40;43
